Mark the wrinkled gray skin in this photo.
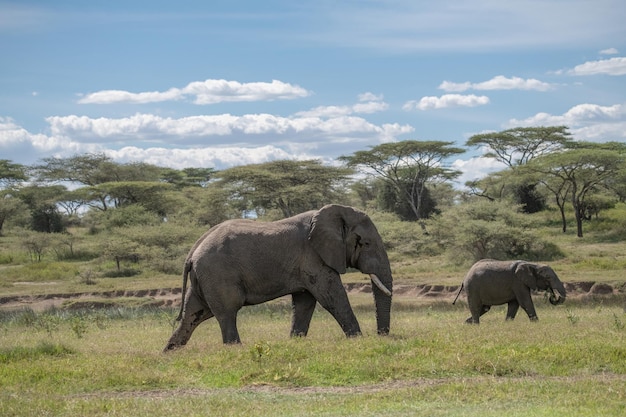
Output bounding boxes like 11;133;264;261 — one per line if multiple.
164;204;393;351
453;259;566;324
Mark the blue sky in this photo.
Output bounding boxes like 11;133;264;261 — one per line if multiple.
1;0;625;186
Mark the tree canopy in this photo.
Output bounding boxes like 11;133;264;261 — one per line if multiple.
340;140;464;222
466;126;573;167
526;144;626;237
217;159;353;218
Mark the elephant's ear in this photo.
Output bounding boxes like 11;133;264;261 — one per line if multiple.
514;262;538;290
308;205;352;274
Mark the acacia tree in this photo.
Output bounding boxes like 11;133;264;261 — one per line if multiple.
0;160;28;234
160;167;217;188
217;160;353;218
527;145;625;237
466;126;573;167
339;140;464;224
465;126;573;211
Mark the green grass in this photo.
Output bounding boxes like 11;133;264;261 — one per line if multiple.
1;208;626;415
1;295;625;416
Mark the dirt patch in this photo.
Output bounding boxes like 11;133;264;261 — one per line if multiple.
0;281;623;312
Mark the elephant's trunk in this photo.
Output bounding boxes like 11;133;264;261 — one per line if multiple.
549;285;566;305
370;273;392;335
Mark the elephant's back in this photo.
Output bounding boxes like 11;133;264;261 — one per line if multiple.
191;217;309;263
464;259;515;289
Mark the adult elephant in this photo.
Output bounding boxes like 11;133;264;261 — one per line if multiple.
452;259;566;324
163;204;393;351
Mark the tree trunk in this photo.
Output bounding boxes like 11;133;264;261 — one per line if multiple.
573;199;584;238
557;200;567;233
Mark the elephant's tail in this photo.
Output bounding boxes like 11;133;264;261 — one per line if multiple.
175;261;192;321
452;283;464;305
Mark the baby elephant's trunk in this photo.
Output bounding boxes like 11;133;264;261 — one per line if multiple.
548;287;566;305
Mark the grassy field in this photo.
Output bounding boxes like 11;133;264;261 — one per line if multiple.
1;293;625;416
1;207;626;416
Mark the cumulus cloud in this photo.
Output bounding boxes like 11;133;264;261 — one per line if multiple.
452;156;507;186
0;108;414;168
45;111;409;144
506;103;626;141
0;117;58;151
567;57;626;76
78;79;311;105
403;94;489;111
106;145;302;170
295;93;388;118
599;48;619;55
439;75;553;92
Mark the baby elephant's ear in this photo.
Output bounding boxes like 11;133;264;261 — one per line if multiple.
308;205;347;274
514;262;538;290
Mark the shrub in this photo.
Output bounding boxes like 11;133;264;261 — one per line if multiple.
430;200;563;263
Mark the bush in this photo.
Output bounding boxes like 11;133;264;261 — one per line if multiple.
430;200;563;263
85;205;161;231
372;211;441;256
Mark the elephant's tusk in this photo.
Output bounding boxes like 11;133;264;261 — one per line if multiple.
370;274;392;296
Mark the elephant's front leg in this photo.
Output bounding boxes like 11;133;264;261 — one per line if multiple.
290;291;317;337
514;289;539;321
311;273;361;337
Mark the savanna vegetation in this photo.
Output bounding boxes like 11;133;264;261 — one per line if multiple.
1;126;626;416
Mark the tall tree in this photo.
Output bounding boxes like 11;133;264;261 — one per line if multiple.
339;140;464;223
34;153;163;186
466;126;573;167
465;126;572;212
218;160;353;218
160;167;217;188
0;160;28;234
0;160;28;189
34;153;117;186
527;145;625;237
16;185;68;233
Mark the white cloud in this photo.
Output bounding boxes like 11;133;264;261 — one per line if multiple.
295;93;388;118
106;145;302;170
403;94;490;111
79;79;311;105
439;76;553;92
46;111;408;144
506;103;626;141
452;156;507;186
1;111;414;168
599;48;619;55
0;117;48;148
567;57;626;76
357;92;383;102
78;88;182;104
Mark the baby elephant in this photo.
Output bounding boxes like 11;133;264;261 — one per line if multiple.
453;259;566;324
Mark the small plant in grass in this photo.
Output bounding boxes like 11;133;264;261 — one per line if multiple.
79;269;98;285
37;313;62;337
566;308;580;325
251;341;271;362
70;316;89;338
613;313;625;331
273;363;303;383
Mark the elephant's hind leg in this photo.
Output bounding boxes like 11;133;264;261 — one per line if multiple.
163;292;214;352
466;304;490;324
506;300;520;320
